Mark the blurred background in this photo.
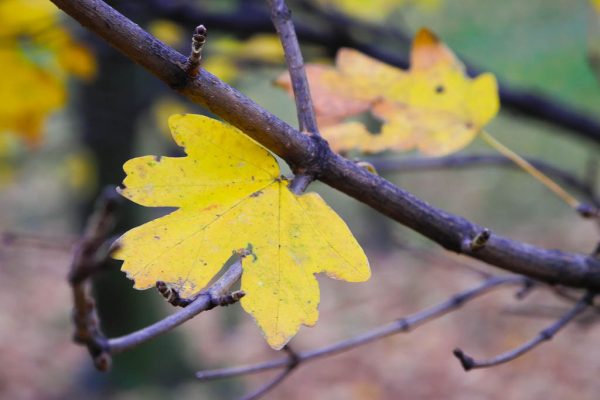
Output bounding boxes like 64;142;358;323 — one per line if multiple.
1;0;599;399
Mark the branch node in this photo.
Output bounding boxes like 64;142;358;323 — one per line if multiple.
214;290;246;307
354;160;379;175
283;344;300;369
514;279;535;300
453;348;474;371
186;24;207;77
461;228;491;253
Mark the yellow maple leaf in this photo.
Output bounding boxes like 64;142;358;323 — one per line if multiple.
277;28;499;156
113;114;370;349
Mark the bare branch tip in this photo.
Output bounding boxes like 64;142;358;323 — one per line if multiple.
94;352;112;372
452;348;474;371
185;24;207;77
576;203;599;219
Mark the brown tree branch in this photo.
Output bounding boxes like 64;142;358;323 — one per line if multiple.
51;0;600;292
453;291;595;371
195;275;528;381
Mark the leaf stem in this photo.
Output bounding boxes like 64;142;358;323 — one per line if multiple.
480;130;580;209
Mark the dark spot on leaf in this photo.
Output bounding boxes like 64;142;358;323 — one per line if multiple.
154;155;162;162
435;85;445;94
465;121;474;129
250;190;263;198
154;235;160;240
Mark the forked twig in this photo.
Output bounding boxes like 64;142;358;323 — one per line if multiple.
239;346;300;400
453;291;595;371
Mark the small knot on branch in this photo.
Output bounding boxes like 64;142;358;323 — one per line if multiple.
270;0;292;20
453;348;475;371
283;345;300;369
156;281;195;307
186;24;207;77
514;279;536;300
93;351;112;372
461;228;491;253
212;290;246;308
355;160;378;175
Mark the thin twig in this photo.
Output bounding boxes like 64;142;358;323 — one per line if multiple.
109;259;244;354
239;367;296;400
268;0;319;135
453;291;595;371
369;153;600;208
196;275;528;381
268;0;321;193
1;231;76;252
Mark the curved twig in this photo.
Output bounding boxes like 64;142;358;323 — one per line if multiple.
196;275;528;381
109;259;243;354
453;291;595;370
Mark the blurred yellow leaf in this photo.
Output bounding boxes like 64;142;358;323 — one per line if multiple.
277;28;499;156
316;0;443;22
63;150;97;195
0;0;96;146
152;97;192;139
149;20;185;47
0;135;17;185
204;35;285;83
113;114;370;349
202;54;239;83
